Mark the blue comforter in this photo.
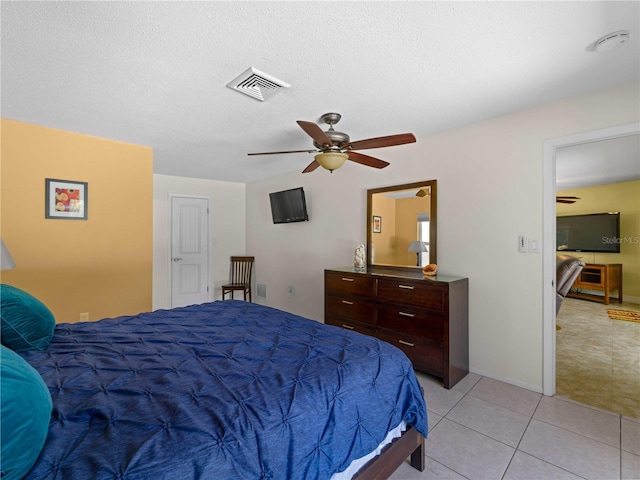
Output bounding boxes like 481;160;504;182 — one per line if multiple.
20;300;427;479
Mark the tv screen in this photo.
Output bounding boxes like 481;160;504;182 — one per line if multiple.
556;212;620;253
269;187;309;224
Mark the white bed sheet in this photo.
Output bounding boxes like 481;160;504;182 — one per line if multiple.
331;421;407;479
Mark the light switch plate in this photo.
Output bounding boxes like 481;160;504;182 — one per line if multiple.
519;235;527;253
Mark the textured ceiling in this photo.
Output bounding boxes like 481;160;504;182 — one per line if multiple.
1;1;639;184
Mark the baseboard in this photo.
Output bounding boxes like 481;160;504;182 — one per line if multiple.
568;290;640;306
468;368;543;395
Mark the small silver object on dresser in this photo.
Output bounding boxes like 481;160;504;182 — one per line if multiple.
354;243;366;271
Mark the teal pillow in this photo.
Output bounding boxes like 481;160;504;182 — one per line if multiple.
0;284;55;351
0;345;52;480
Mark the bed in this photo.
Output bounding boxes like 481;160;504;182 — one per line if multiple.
1;290;427;480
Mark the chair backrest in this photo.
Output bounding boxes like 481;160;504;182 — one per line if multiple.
556;254;585;297
229;256;254;285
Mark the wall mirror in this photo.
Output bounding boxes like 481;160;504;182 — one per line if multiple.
367;180;437;269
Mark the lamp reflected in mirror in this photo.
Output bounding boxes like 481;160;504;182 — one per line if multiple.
408;241;428;266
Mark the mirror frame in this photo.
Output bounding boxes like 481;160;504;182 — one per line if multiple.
366;179;437;270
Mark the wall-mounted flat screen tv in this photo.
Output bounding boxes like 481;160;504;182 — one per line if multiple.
269;187;309;224
556;212;620;253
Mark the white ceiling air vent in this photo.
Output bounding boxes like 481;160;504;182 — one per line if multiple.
226;67;290;101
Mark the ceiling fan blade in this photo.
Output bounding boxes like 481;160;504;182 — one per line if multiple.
556;195;580;204
247;149;317;156
302;160;320;173
346;133;416;150
297;120;334;147
347;151;390;169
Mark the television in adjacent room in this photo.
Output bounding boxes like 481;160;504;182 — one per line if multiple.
556;212;620;253
269;187;309;224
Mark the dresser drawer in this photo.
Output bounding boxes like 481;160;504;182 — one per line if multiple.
376;329;444;374
377;278;445;312
325;272;376;299
326;317;376;337
326;295;376;325
377;304;442;341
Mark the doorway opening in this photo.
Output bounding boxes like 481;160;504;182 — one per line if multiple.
418;213;430;267
542;122;640;397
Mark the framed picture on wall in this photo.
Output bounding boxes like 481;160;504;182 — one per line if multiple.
373;215;382;233
45;178;88;220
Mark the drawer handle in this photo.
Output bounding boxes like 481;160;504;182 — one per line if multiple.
398;339;415;347
399;311;415;318
398;284;415;290
341;324;355;330
341;300;354;305
341;277;355;282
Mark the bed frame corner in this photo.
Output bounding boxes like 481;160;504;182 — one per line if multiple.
352;426;425;479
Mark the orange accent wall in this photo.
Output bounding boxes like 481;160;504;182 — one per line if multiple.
0;119;153;323
371;195;395;264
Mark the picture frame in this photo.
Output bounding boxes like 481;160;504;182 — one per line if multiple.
45;178;88;220
373;215;382;233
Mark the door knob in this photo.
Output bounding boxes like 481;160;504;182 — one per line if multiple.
173;257;183;262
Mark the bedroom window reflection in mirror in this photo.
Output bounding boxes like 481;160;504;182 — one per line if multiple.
367;180;437;269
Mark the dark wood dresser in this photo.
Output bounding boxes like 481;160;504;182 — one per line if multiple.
325;266;469;389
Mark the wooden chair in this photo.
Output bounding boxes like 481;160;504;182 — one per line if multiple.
221;256;254;301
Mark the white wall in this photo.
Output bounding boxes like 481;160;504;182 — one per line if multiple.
153;174;245;310
245;81;640;393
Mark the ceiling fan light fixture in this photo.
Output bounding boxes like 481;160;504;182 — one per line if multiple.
315;152;348;172
249;113;416;174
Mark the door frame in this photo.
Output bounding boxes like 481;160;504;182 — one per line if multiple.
169;193;211;307
542;122;639;395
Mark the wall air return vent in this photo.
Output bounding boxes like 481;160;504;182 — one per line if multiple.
226;67;290;101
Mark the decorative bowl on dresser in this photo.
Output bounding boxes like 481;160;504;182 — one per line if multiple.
325;266;469;389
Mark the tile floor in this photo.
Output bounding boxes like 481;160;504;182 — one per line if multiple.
390;373;640;480
556;298;640;419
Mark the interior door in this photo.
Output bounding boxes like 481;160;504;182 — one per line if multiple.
171;195;210;307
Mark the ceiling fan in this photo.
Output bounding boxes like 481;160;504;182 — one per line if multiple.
556;196;580;204
248;113;416;173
